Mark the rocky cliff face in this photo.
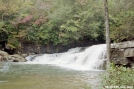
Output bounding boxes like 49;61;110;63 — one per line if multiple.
111;41;134;68
20;41;101;54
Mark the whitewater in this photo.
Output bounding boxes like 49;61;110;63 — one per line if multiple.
26;44;107;71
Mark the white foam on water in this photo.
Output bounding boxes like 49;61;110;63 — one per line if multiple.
26;44;106;71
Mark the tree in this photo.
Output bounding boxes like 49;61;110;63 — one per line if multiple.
109;0;134;42
103;0;110;69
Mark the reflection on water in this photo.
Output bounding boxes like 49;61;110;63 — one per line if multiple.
0;63;103;89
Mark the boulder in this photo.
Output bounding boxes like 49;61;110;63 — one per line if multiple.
21;54;28;58
0;50;9;61
0;50;9;56
0;50;26;62
8;54;26;62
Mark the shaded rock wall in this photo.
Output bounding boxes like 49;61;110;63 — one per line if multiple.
20;41;101;54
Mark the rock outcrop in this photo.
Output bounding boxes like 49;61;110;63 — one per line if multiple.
0;50;26;62
0;50;9;61
8;54;26;62
111;41;134;68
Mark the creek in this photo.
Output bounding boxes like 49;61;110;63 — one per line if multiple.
0;44;106;89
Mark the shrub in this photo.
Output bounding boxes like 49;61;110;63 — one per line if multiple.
100;64;134;89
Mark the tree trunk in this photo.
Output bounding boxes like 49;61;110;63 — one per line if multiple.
103;0;111;69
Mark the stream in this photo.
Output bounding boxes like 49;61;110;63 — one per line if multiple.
0;44;106;89
0;63;103;89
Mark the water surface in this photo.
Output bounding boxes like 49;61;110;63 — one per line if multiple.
0;63;102;89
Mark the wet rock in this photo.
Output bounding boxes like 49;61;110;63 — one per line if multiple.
13;60;19;62
0;50;9;61
8;54;26;62
21;54;28;58
0;50;26;62
0;50;9;56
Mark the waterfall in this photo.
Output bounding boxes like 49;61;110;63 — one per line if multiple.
26;44;106;70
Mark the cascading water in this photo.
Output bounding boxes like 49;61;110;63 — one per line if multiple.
26;44;106;70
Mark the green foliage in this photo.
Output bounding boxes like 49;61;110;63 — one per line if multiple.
0;21;8;42
0;0;134;49
109;0;134;42
83;84;92;89
47;0;105;44
7;37;19;49
59;19;81;44
100;64;134;89
6;29;19;49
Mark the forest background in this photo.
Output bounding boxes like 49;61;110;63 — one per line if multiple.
0;0;134;51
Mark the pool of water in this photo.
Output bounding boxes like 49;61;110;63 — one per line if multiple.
0;62;103;89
